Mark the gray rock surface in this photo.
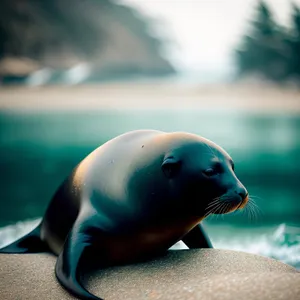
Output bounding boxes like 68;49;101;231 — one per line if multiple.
0;249;299;300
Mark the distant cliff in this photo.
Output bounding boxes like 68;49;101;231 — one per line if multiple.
0;0;174;83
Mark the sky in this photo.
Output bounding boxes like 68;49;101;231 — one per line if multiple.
119;0;300;72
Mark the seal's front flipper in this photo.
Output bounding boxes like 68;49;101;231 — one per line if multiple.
55;216;104;300
0;224;48;253
182;223;213;249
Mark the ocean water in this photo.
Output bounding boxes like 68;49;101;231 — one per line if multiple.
0;219;299;270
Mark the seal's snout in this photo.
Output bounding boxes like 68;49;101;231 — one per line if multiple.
235;186;249;210
237;192;249;210
235;188;248;202
215;187;248;214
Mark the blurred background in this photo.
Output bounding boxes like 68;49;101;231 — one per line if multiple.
0;0;299;269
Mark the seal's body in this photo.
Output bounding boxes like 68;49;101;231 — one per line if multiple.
0;130;248;300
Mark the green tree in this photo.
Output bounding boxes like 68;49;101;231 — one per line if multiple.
289;3;300;80
236;1;289;82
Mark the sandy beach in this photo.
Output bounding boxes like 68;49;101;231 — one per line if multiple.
0;82;299;113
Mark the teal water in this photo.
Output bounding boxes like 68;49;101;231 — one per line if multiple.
0;109;299;268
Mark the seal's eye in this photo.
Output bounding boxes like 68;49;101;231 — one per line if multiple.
203;168;218;177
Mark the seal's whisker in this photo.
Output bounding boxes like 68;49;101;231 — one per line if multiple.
205;204;219;214
247;205;254;222
248;196;257;203
242;204;248;217
249;202;256;221
205;201;222;217
218;202;228;217
211;202;223;215
208;197;221;205
204;208;216;218
220;202;227;215
226;203;231;213
220;203;228;219
206;198;224;210
204;204;215;216
251;200;262;221
252;205;259;222
243;203;252;221
248;198;262;220
218;203;227;219
242;204;250;215
204;209;214;217
249;199;261;210
248;203;256;222
225;203;231;214
246;199;261;223
205;205;219;215
248;195;263;201
248;198;263;216
212;203;222;217
204;199;222;216
206;199;221;210
240;204;246;216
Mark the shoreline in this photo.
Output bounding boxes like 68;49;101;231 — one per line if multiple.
0;82;299;113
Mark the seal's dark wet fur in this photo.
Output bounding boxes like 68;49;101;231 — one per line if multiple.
0;130;248;300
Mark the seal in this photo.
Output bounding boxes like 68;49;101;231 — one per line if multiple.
0;130;248;300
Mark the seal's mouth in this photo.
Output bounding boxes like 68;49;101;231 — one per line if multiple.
205;194;249;216
236;194;249;210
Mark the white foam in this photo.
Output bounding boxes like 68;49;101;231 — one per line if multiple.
0;218;41;248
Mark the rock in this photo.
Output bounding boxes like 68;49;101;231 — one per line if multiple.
0;249;299;300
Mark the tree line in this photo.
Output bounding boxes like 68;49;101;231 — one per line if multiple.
236;1;300;84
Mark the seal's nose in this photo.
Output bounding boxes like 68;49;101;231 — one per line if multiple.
235;188;248;201
234;187;249;210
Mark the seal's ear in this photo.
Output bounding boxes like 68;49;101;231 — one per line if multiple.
161;156;181;178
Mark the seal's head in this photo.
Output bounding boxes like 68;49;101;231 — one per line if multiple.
161;133;248;217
